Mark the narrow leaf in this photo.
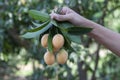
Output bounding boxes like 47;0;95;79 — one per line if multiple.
21;31;42;39
67;27;93;35
68;34;81;44
29;10;50;22
57;21;74;28
21;22;53;38
32;22;42;27
28;21;49;32
60;30;75;52
51;19;57;26
48;30;53;53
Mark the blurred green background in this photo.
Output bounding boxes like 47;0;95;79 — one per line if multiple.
0;0;120;80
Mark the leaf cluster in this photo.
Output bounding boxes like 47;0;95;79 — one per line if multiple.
21;9;92;53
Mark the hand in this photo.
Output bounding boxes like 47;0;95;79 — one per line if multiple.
51;7;120;55
50;7;88;26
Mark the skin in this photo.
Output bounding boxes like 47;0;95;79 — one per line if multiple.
50;7;120;56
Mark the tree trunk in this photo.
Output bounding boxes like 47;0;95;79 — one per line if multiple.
78;61;87;80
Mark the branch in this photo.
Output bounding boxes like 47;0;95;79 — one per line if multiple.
77;61;87;80
98;0;108;25
91;0;109;80
107;5;120;15
91;44;101;80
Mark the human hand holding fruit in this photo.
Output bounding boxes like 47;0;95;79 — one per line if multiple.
21;7;92;65
50;7;90;27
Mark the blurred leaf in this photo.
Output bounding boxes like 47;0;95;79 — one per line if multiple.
32;22;42;27
28;21;49;32
51;20;57;26
67;27;93;35
21;22;53;38
58;21;74;29
29;10;50;22
68;34;81;44
21;31;39;39
69;0;77;7
60;29;75;52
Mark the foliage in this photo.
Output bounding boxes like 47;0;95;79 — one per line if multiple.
0;0;120;80
21;9;92;53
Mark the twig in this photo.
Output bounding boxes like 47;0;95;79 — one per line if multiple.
91;0;109;80
77;61;87;80
91;44;101;80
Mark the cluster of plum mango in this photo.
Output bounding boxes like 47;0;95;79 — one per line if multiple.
41;33;68;65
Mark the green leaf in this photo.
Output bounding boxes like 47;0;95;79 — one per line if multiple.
21;31;42;39
57;26;87;44
21;22;53;39
48;30;53;53
32;22;42;27
68;34;81;44
57;21;74;29
67;27;93;35
51;19;57;26
29;10;50;22
28;20;49;32
60;30;75;52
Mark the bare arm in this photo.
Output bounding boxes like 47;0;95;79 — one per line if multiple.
50;7;120;56
84;19;120;56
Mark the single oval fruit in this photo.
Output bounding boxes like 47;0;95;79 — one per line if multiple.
56;49;68;64
52;34;64;50
41;34;49;48
44;51;55;65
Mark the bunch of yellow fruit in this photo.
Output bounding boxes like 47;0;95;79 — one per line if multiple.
21;9;92;66
41;33;68;65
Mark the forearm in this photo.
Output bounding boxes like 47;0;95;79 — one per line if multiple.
50;7;120;56
82;19;120;56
